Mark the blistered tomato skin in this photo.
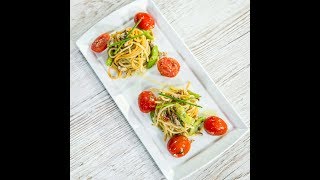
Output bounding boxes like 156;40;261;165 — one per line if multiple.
134;12;155;30
204;116;228;135
91;33;110;53
138;91;157;113
157;57;180;78
167;135;191;158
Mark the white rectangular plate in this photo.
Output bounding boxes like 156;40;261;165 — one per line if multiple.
76;0;248;179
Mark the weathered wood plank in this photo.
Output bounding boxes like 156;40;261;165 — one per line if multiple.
70;0;250;179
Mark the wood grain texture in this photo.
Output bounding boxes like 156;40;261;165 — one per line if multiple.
70;0;250;179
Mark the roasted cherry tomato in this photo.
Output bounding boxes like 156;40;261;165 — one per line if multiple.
204;116;228;135
134;12;155;30
138;91;157;113
157;57;180;78
167;135;191;158
91;33;110;53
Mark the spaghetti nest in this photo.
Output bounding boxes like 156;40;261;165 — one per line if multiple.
107;27;153;79
151;83;206;141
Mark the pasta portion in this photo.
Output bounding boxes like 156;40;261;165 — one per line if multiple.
107;27;154;79
151;83;205;141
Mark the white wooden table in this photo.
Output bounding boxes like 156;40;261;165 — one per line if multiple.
70;0;250;179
